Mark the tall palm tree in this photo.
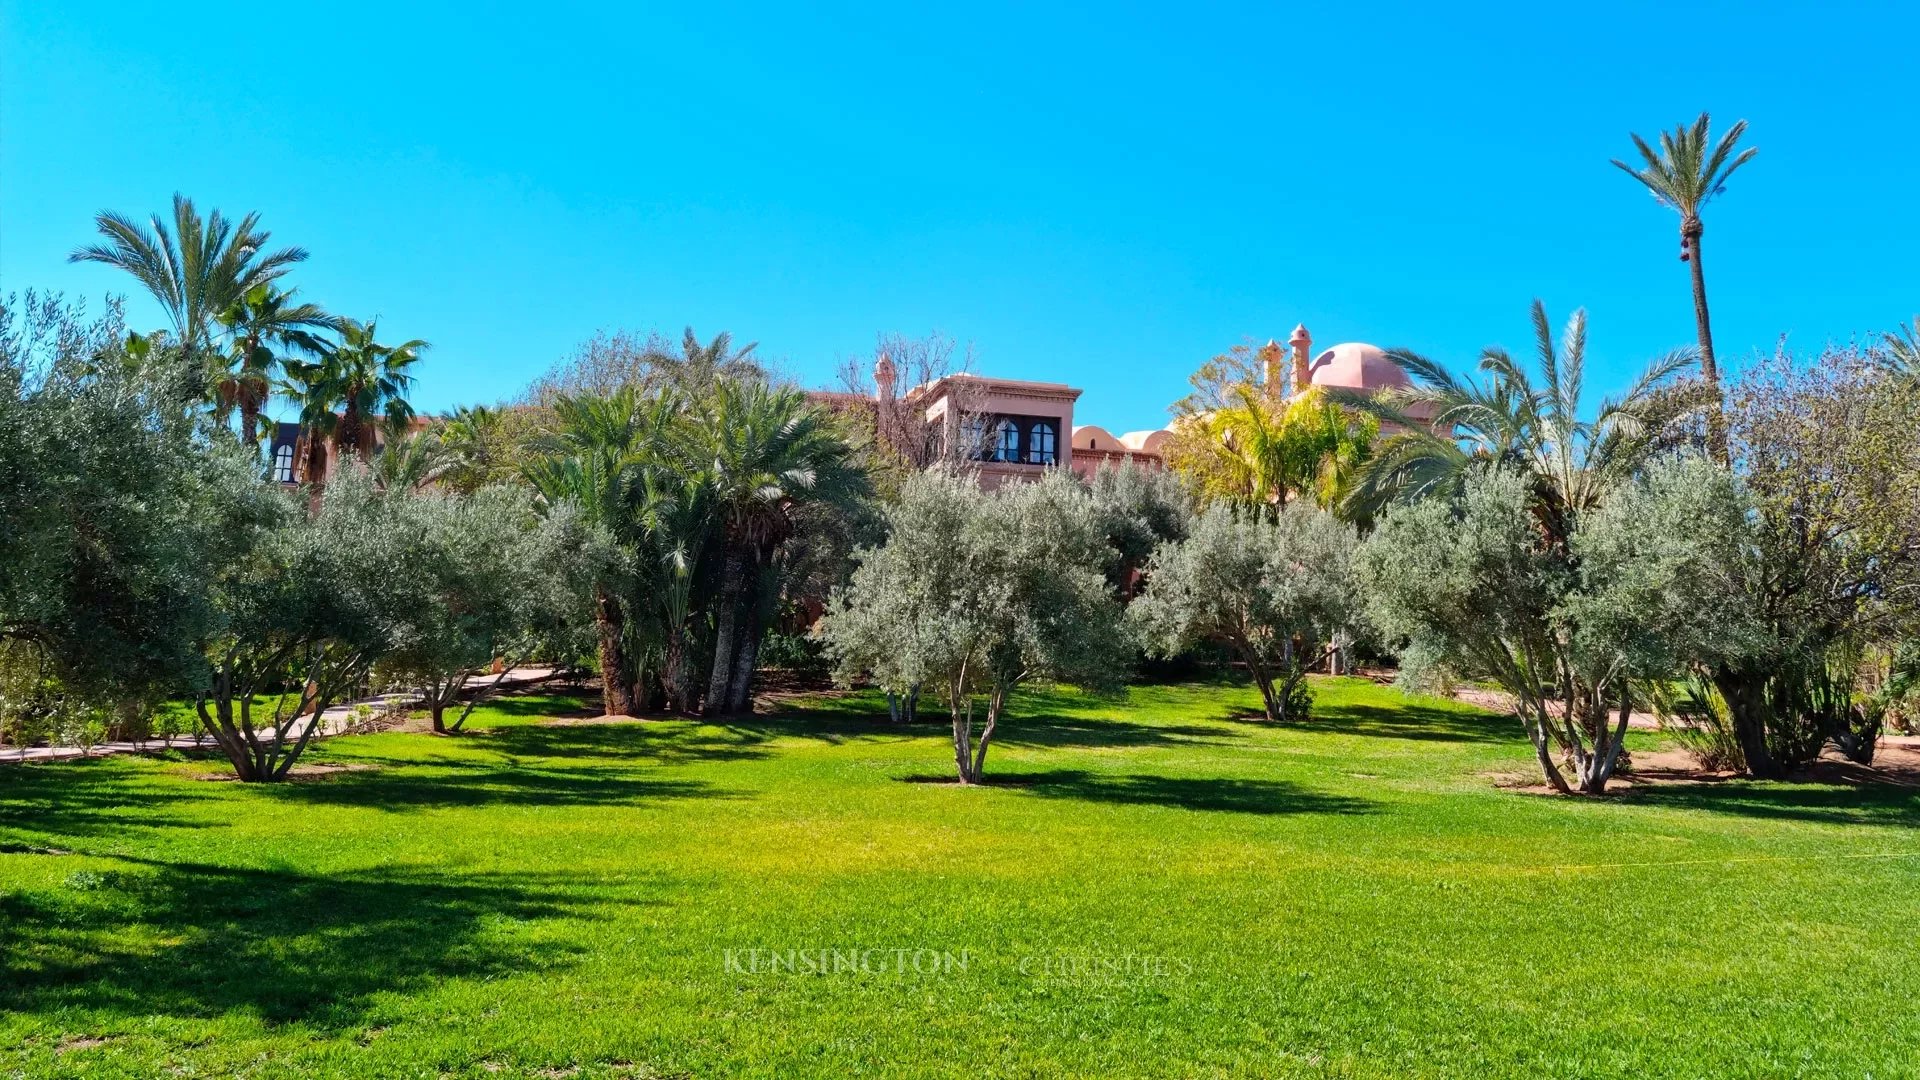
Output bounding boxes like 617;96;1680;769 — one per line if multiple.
213;284;336;444
69;194;308;359
283;318;428;468
1347;301;1698;546
1613;113;1757;457
696;379;865;714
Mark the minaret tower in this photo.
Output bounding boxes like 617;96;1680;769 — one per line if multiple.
1288;324;1313;395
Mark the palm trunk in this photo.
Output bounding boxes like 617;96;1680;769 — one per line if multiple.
1686;219;1729;464
726;600;765;713
705;547;748;715
241;403;260;446
1713;665;1784;780
594;586;634;717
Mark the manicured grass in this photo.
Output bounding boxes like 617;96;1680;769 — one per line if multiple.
2;678;1917;1078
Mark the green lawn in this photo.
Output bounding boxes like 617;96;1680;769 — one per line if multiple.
3;678;1917;1079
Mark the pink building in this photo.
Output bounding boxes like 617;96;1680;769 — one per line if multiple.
823;324;1424;487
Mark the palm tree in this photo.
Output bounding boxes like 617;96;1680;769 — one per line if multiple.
696;380;865;714
1613;113;1757;457
525;388;706;715
69;194;308;360
1347;301;1698;547
1881;318;1919;381
283;318;428;468
440;404;508;493
213;284;336;444
654;327;762;393
371;430;454;491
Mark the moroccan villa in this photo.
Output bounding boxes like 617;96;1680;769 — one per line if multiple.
822;324;1422;486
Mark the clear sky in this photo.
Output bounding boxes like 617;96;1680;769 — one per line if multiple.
3;1;1914;434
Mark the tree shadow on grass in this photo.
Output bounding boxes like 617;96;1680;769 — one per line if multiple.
0;857;614;1031
902;768;1376;816
1616;781;1920;829
769;695;1241;753
261;756;736;812
474;719;797;768
1299;701;1517;746
0;759;220;844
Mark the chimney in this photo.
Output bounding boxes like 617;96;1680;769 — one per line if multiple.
1259;340;1284;400
873;352;896;406
1288;324;1313;394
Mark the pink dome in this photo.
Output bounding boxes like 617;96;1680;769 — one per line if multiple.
1306;343;1410;392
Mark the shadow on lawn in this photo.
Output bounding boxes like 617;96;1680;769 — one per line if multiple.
904;769;1375;816
0;759;219;843
263;755;734;812
0;857;613;1030
1303;700;1515;746
778;697;1239;753
1618;781;1920;828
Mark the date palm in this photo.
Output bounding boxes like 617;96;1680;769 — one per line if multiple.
68;194;307;359
696;379;864;714
1347;301;1698;547
1613;113;1757;457
1882;318;1919;381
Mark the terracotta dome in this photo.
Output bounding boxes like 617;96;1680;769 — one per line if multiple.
1306;343;1410;392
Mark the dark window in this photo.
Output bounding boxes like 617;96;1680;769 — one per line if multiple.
272;444;295;484
1027;421;1057;465
994;419;1021;462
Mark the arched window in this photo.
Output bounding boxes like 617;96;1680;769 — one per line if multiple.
272;443;295;484
1027;421;1057;465
959;415;987;460
994;419;1021;462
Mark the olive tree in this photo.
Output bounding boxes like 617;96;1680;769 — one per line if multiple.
381;487;603;733
1087;462;1193;599
819;471;1130;784
195;469;430;781
1356;463;1754;793
1128;502;1360;722
1709;351;1920;775
1;292;274;737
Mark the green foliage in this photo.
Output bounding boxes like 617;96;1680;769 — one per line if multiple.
67;193;308;357
820;471;1129;782
1357;461;1754;793
281;317;429;463
194;468;447;780
1086;461;1193;595
1165;343;1376;513
1129;502;1360;722
1347;301;1700;533
1710;351;1920;775
4;680;1918;1077
377;485;601;732
0;292;273;708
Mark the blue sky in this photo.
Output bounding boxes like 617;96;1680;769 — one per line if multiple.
3;1;1914;434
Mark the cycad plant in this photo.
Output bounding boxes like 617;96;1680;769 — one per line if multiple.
1346;301;1698;546
1614;113;1757;456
